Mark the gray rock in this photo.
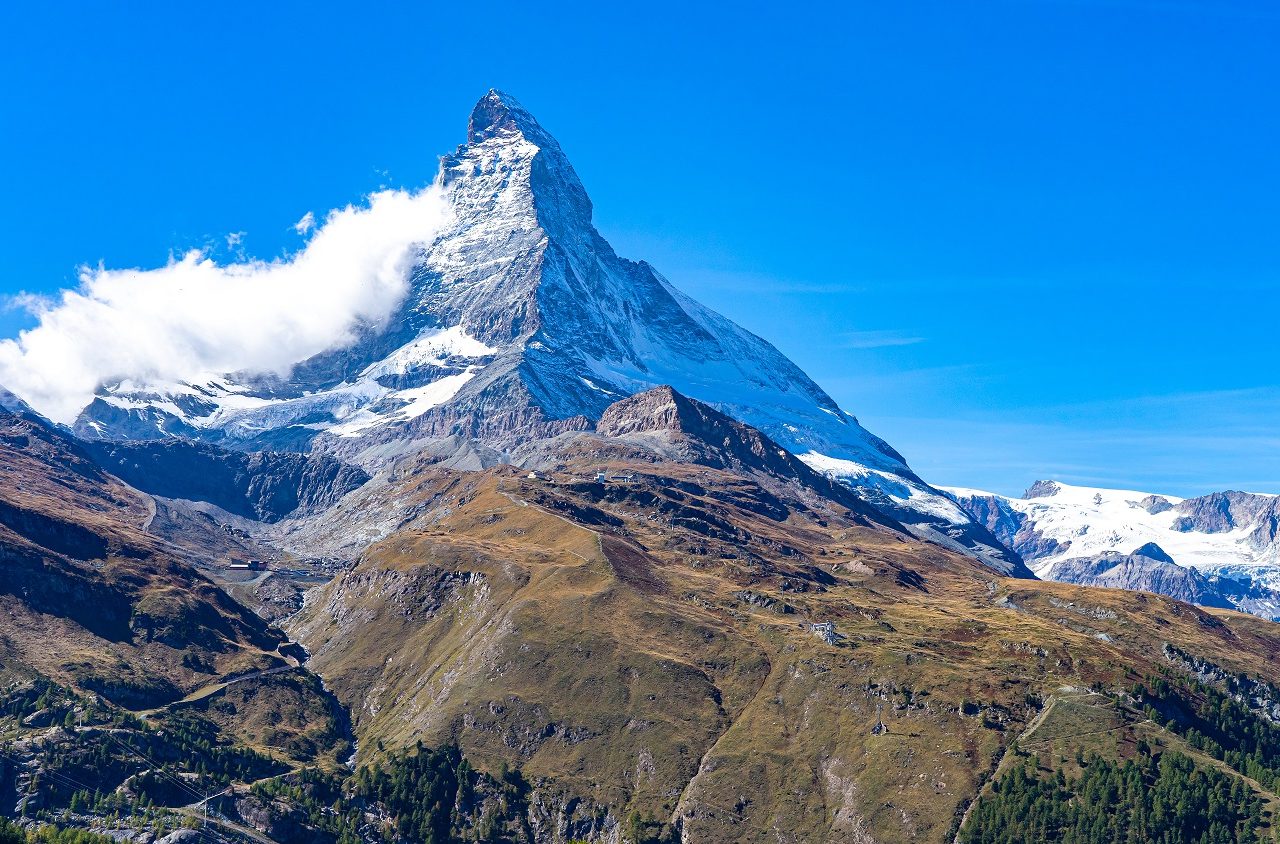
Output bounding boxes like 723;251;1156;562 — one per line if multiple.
1171;491;1274;534
156;831;202;844
1138;494;1172;514
83;439;369;523
1023;480;1061;499
1044;543;1235;610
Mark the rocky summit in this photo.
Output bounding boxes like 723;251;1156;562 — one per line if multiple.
2;91;1280;844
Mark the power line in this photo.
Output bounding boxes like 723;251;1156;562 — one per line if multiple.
1;733;257;843
0;748;101;797
101;730;207;803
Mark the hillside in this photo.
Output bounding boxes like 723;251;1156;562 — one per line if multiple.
288;394;1280;843
0;88;1277;844
0;411;349;840
0;411;293;705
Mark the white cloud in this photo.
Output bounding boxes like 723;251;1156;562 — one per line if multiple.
841;329;925;349
0;186;451;424
293;211;315;235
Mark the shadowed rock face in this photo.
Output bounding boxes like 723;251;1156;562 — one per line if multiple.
83;439;369;522
1171;491;1275;535
945;490;1065;567
1043;543;1241;612
0;500;109;560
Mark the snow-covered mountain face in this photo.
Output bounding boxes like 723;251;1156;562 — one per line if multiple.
71;90;1020;572
0;385;38;418
948;480;1280;619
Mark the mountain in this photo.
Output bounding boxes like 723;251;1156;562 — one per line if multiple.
1039;542;1236;610
71;90;1019;574
0;409;291;707
546;385;905;528
0;383;49;424
288;411;1280;843
14;89;1280;843
12;383;1280;841
948;480;1280;618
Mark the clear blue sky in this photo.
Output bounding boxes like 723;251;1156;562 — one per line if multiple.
2;1;1277;497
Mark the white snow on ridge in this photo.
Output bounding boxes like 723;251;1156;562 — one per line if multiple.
802;452;971;524
363;326;496;378
87;326;493;442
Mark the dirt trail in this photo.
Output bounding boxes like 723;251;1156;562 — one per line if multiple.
951;694;1059;843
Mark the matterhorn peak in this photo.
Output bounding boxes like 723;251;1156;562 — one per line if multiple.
443;89;593;234
467;88;553;147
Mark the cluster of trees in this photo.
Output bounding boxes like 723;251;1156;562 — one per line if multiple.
26;710;285;813
1;700;292;844
252;743;536;843
619;810;678;844
0;818;115;844
143;710;287;788
0;681;126;731
356;744;531;843
961;746;1266;844
1;681;63;722
1137;674;1280;792
247;743;682;844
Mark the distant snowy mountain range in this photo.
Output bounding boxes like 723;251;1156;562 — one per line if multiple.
61;89;1022;574
948;480;1280;619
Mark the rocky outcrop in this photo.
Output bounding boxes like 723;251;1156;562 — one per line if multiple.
1043;543;1236;610
1138;494;1173;515
84;439;369;522
595;387;886;521
946;490;1066;563
1170;491;1275;535
1024;480;1061;499
1247;502;1280;552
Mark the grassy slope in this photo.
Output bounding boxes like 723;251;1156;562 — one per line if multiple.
293;456;1280;843
0;414;289;707
0;413;346;784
